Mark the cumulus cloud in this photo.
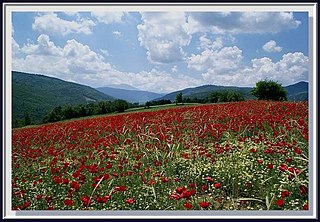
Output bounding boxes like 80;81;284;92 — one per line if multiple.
199;35;223;50
32;12;95;36
188;46;243;72
91;12;127;24
171;65;178;73
12;38;20;56
201;52;308;86
130;69;203;93
263;40;282;52
187;12;301;34
137;12;191;64
112;31;122;37
12;34;202;93
21;34;62;56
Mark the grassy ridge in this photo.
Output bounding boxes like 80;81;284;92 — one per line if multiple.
12;71;114;124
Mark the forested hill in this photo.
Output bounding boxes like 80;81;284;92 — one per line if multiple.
12;71;114;125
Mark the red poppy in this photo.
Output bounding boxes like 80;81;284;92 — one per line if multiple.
294;148;302;154
64;199;74;206
24;201;31;208
267;163;274;169
199;201;210;208
63;178;69;184
250;148;257;153
276;199;284;207
115;186;126;192
176;187;187;194
96;197;107;203
281;190;290;198
279;163;288;172
299;185;307;195
125;198;135;204
81;196;91;207
303;203;308;210
71;181;80;191
147;179;155;186
214;183;221;189
205;176;214;182
257;159;263;164
201;185;208;191
184;202;193;209
161;177;170;183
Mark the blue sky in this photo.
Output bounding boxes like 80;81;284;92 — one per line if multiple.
12;11;309;93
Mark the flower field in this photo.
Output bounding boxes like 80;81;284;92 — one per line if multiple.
11;101;309;210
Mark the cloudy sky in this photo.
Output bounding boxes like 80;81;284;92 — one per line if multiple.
12;11;309;93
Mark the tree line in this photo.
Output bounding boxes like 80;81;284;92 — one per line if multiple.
14;80;287;128
43;99;137;123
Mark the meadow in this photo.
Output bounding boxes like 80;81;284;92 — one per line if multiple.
11;100;309;210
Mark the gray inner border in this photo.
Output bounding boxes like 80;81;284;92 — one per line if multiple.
3;2;317;219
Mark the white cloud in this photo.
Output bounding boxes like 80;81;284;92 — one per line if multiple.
263;40;282;52
21;34;62;56
171;65;178;73
91;12;127;24
12;38;20;56
137;12;191;64
199;35;223;50
188;46;243;72
32;12;95;36
201;52;308;86
112;31;122;37
187;12;301;34
12;34;202;93
100;49;110;57
64;11;80;17
130;69;203;93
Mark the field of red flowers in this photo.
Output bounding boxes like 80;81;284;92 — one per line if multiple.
11;101;309;210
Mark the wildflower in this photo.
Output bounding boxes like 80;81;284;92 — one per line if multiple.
276;199;284;207
125;198;135;204
199;201;210;208
64;199;74;206
184;202;193;209
281;190;290;198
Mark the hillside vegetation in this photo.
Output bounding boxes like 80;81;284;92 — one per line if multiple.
12;71;114;126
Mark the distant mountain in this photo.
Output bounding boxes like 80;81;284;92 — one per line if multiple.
96;86;164;103
154;85;253;101
284;81;308;101
12;71;114;124
104;84;139;91
154;82;308;102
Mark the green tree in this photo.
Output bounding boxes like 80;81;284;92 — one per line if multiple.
145;101;151;109
24;111;31;126
251;80;287;101
175;92;183;105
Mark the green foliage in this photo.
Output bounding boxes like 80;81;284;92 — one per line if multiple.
175;92;183;105
43;99;133;123
251;80;287;101
144;99;172;108
208;91;245;103
24;111;31;126
12;71;114;126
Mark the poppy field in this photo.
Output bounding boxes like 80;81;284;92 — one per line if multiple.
11;101;309;211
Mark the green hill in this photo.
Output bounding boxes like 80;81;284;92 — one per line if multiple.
154;82;308;102
154;85;254;101
12;71;114;125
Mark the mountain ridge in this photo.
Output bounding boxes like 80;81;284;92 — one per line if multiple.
153;81;308;102
96;86;164;103
12;71;114;124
